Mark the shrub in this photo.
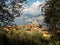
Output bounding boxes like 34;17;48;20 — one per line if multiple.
0;28;60;45
6;30;48;45
0;30;4;45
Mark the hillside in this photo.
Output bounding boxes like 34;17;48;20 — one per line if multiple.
3;22;47;32
0;22;60;45
1;22;51;38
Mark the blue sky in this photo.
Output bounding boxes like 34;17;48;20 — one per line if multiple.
6;0;46;26
23;0;45;15
14;0;46;26
25;0;45;6
6;0;45;6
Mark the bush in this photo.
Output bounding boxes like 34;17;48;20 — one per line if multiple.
6;30;49;45
0;28;60;45
48;34;60;45
0;29;7;45
0;30;4;45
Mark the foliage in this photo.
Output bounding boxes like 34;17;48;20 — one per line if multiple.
0;0;26;26
6;30;43;45
42;0;60;31
0;29;6;45
0;29;60;45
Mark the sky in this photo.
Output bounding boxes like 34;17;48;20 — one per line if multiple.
6;0;46;27
13;0;46;27
25;0;44;6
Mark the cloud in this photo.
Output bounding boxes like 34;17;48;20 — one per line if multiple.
14;1;45;25
23;1;43;15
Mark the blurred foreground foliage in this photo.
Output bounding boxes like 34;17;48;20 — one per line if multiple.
0;29;60;45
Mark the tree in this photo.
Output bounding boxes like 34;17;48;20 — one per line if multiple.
0;0;26;26
42;0;60;31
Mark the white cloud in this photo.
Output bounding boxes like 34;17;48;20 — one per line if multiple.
14;1;45;25
23;1;44;15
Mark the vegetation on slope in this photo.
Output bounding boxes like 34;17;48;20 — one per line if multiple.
0;23;60;45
